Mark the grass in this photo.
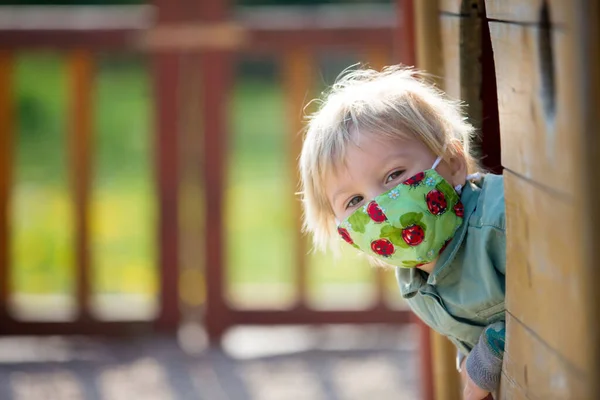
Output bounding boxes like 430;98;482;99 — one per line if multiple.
10;52;394;308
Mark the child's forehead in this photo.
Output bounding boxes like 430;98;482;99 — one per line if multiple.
323;134;408;179
335;131;414;164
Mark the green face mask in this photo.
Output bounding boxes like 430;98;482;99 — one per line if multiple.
336;158;465;268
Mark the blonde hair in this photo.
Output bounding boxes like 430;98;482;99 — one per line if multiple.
299;65;479;253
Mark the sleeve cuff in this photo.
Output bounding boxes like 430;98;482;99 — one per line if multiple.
465;336;503;392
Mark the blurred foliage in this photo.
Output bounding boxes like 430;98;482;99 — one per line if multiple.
11;53;375;307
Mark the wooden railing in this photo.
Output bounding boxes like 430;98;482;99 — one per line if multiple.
0;1;415;338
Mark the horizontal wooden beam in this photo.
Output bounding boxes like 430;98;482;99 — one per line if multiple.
0;5;396;51
0;319;156;336
137;22;246;51
227;307;412;326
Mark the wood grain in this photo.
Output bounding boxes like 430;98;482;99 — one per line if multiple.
502;313;589;399
440;16;461;100
488;8;582;194
504;171;588;375
485;0;569;25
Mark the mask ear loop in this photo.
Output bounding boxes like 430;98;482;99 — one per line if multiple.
455;172;482;195
431;155;443;170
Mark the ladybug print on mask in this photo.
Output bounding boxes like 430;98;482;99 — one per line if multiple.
403;172;425;188
366;201;387;223
425;189;448;215
371;238;395;257
402;224;425;246
338;165;466;268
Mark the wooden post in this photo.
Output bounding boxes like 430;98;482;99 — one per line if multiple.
200;0;233;342
413;1;462;399
0;51;12;324
398;1;436;399
69;50;93;321
578;0;600;395
282;48;312;309
486;0;597;397
364;46;394;308
396;0;416;66
154;0;182;332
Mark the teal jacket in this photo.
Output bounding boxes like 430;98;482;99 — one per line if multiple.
395;173;506;390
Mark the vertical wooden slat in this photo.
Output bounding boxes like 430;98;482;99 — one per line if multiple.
364;46;393;308
396;0;416;65
282;49;312;308
69;50;93;320
414;2;462;400
198;0;232;343
578;0;600;395
153;0;184;333
414;0;443;80
415;314;435;400
0;51;12;322
201;50;232;341
398;2;435;399
154;52;180;332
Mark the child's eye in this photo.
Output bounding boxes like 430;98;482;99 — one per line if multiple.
386;170;405;184
346;196;363;209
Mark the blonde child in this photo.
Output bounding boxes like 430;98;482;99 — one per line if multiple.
299;66;506;400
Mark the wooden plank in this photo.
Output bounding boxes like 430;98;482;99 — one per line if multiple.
439;15;461;99
414;4;460;399
574;0;600;395
504;171;588;375
395;0;415;66
282;49;313;307
414;0;444;80
488;8;582;194
363;47;394;307
498;372;535;400
485;0;569;25
153;51;180;332
0;6;394;52
138;23;246;51
69;50;93;320
201;49;233;342
439;0;464;15
440;8;484;128
502;313;589;399
228;308;412;325
0;319;154;336
431;332;461;400
0;51;12;320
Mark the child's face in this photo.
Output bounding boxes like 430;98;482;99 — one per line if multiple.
325;130;465;222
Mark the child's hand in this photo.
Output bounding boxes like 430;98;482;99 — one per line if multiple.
463;375;490;400
460;358;491;400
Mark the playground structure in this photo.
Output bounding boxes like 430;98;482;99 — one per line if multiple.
415;0;600;398
0;0;599;399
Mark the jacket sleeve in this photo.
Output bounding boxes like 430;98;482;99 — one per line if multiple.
465;321;505;392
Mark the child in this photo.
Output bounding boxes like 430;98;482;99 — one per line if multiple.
298;66;506;399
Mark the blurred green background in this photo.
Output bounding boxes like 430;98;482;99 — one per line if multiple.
8;0;398;316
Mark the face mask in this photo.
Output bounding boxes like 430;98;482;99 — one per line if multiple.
336;157;465;268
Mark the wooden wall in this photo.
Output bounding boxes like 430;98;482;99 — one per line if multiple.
486;0;599;398
428;0;600;398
